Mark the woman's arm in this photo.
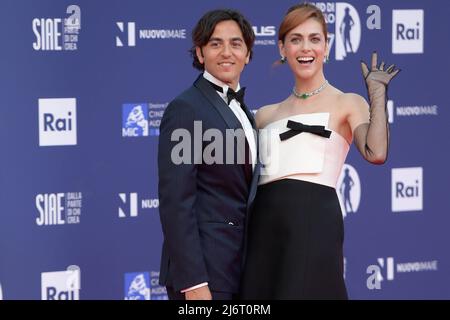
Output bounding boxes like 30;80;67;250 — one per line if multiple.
352;52;400;164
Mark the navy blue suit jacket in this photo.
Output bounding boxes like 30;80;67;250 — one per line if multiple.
158;75;260;293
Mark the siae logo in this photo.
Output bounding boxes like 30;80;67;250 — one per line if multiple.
391;167;423;212
36;192;82;226
38;98;77;146
41;265;81;300
36;193;65;225
392;10;424;54
32;5;81;51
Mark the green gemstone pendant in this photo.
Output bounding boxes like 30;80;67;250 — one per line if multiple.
292;80;329;100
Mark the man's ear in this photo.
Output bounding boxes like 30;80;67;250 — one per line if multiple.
196;47;204;64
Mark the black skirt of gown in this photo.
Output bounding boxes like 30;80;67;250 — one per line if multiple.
240;179;348;300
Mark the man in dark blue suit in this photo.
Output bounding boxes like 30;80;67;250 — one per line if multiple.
158;9;259;300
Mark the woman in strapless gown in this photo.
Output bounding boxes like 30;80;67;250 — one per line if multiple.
240;3;400;300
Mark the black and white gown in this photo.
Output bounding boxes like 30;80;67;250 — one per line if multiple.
240;112;350;300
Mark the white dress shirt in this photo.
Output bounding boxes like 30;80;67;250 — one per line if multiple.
203;71;257;170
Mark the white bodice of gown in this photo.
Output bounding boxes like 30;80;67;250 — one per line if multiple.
258;113;350;189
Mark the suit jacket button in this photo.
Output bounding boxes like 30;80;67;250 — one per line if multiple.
228;221;234;226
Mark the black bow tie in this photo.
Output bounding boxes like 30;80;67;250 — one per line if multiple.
279;120;332;141
208;81;246;106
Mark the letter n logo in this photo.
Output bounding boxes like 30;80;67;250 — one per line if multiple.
116;22;136;47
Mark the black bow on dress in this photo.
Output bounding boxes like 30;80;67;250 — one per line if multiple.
279;120;332;141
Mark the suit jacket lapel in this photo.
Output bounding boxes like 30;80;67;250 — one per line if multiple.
195;74;260;191
240;102;256;129
194;75;242;130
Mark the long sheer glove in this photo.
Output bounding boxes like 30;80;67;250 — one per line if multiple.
355;51;401;164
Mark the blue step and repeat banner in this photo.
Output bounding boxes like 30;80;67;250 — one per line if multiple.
0;0;448;300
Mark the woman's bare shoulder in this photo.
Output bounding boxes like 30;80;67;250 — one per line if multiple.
255;103;281;128
337;91;367;106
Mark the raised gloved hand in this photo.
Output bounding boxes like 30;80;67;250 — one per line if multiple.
354;52;401;164
360;51;401;105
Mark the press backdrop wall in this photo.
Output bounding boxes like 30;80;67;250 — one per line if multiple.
0;0;448;299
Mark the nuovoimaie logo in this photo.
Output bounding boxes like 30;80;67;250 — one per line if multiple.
118;193;159;218
116;21;186;47
367;257;437;289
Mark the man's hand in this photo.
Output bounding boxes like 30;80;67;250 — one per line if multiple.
184;285;212;300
